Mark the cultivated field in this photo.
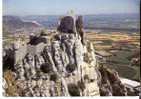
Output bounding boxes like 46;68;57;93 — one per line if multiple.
86;31;140;81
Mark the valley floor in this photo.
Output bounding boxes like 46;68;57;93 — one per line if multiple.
86;31;140;81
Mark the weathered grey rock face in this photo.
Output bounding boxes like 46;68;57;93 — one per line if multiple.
59;34;76;65
98;66;128;96
2;78;8;96
15;79;50;97
3;32;102;96
3;15;140;97
57;16;75;33
3;33;140;96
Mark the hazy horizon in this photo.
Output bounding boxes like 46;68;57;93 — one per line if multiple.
3;13;140;17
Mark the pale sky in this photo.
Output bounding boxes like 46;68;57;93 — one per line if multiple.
3;0;140;15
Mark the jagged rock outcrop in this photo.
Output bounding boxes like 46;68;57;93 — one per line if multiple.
3;15;140;97
3;32;140;96
3;31;101;96
98;66;127;96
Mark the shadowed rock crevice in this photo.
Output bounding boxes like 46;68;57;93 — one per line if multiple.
67;83;80;96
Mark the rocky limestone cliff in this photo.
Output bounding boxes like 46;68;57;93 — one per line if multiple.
3;32;139;96
3;15;140;96
3;32;101;96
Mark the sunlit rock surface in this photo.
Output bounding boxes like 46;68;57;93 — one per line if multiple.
3;15;140;96
3;32;140;96
3;32;101;96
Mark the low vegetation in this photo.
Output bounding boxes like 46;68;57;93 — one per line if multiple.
86;31;140;81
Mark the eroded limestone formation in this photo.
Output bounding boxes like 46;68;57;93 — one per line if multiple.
3;15;140;97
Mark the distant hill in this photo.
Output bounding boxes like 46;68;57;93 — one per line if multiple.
83;13;140;32
21;13;140;32
3;13;140;33
21;15;59;29
3;16;41;32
